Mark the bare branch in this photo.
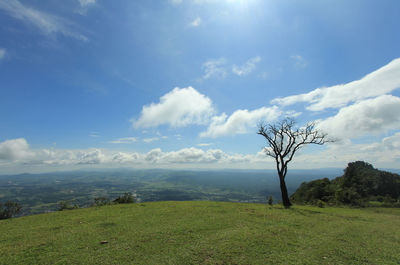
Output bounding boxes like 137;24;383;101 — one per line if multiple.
258;118;334;176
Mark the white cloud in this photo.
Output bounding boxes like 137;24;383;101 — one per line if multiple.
170;0;183;5
200;106;282;138
232;56;261;76
3;136;400;172
143;137;159;143
78;0;96;7
0;0;87;41
77;149;105;164
109;137;137;144
382;132;400;151
272;58;400;111
0;48;6;60
0;138;272;171
292;133;400;168
317;95;400;139
290;55;307;68
144;148;163;163
163;148;227;163
202;58;227;79
76;0;96;15
111;152;139;164
0;138;32;160
143;147;256;165
133;86;215;128
190;17;202;27
197;143;213;147
202;56;261;79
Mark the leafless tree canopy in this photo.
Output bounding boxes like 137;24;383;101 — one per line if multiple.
258;118;332;177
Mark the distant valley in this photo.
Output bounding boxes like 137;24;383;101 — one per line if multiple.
0;168;342;216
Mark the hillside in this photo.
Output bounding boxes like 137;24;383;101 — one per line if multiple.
291;161;400;206
1;201;400;264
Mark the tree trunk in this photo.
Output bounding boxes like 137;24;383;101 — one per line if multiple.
279;175;292;208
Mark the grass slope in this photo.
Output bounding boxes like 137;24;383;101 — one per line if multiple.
1;201;399;264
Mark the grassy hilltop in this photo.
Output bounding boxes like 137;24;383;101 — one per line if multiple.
1;201;400;264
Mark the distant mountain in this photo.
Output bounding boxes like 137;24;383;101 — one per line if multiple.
291;161;400;206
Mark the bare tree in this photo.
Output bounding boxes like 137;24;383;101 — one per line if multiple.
257;118;332;208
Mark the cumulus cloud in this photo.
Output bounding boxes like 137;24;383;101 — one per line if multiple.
0;0;87;41
293;132;400;168
77;149;105;164
382;132;400;151
317;95;400;139
144;147;257;164
202;58;227;79
43;149;112;165
0;48;6;60
10;135;398;170
0;138;32;160
164;148;227;163
272;58;400;111
0;138;272;171
3;136;399;171
232;56;261;76
111;152;139;164
200;106;281;138
109;137;137;144
190;17;202;27
144;148;163;163
133;87;215;128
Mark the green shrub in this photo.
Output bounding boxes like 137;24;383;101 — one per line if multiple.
113;192;135;204
267;196;273;206
58;201;79;211
382;195;399;207
316;200;325;208
93;197;111;206
335;188;363;206
0;201;22;219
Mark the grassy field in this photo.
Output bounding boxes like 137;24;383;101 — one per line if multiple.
1;201;399;264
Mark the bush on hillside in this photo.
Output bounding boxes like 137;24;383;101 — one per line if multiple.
58;201;79;211
267;196;273;206
316;200;326;208
113;192;135;204
0;201;22;219
93;197;111;206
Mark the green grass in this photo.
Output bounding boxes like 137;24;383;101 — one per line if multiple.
1;201;399;264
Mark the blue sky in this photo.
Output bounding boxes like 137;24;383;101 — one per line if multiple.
1;0;400;173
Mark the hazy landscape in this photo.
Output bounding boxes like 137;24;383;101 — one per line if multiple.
0;168;342;216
